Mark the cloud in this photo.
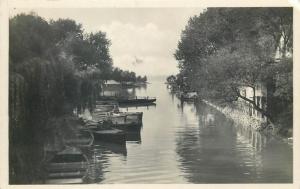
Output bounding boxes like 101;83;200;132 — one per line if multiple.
10;8;203;76
98;21;180;76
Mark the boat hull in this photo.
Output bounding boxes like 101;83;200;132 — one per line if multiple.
112;123;142;131
118;98;156;104
98;96;156;104
92;129;126;145
45;147;89;184
108;113;143;130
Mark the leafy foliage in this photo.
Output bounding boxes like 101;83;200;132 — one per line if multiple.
172;8;293;131
9;13;146;183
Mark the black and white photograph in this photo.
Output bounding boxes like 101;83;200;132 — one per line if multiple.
1;0;298;186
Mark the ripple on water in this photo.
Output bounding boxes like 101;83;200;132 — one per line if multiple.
89;80;292;184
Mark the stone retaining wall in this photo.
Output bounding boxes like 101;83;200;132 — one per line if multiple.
203;100;266;131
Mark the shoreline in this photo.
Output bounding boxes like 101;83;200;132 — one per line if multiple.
202;99;293;146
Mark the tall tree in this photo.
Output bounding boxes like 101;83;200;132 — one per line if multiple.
173;7;293;127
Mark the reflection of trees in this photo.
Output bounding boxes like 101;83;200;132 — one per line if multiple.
82;143;127;183
175;102;254;183
258;140;292;182
176;100;197;115
234;123;267;152
82;147;105;183
196;101;266;151
176;101;292;183
234;124;292;182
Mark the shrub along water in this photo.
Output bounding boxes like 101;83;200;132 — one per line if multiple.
170;8;293;137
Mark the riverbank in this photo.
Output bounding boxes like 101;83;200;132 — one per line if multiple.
202;99;293;145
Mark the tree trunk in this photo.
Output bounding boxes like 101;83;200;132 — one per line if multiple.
235;88;276;130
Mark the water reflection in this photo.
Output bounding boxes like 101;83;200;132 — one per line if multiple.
176;102;244;183
83;147;106;183
57;78;292;184
175;100;292;183
83;142;129;183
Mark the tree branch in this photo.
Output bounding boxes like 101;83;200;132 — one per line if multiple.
232;85;271;125
232;86;268;118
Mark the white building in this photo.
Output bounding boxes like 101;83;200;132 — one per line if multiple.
239;83;267;121
237;32;292;122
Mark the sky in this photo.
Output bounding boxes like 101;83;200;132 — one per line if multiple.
10;8;204;76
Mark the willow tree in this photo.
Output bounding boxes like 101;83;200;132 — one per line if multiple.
9;13;114;183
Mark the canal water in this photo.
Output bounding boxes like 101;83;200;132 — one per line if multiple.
89;77;292;183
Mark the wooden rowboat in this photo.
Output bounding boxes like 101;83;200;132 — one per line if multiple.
45;147;89;184
92;129;126;145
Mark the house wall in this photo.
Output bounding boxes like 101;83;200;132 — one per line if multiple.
238;83;267;122
274;34;292;60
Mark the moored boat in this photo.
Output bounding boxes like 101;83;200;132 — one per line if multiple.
118;102;156;108
108;113;143;131
45;147;89;184
92;129;126;145
94;104;119;113
112;112;143;123
63;130;94;147
95;100;119;106
91;110;143;130
118;97;156;104
99;96;156;104
126;131;142;143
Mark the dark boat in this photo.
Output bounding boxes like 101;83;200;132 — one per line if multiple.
95;100;119;106
112;122;143;131
92;129;126;145
111;112;143;124
99;96;156;104
108;113;143;131
118;97;156;104
126;131;142;143
90;111;143;131
118;102;156;108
